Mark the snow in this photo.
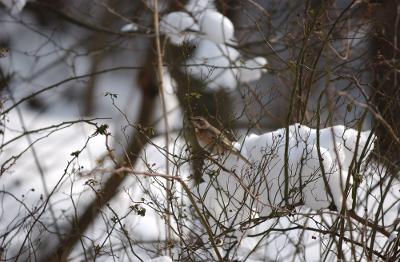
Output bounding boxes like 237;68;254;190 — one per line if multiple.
63;134;192;261
0;107;387;261
186;39;240;91
1;0;27;14
160;11;200;46
198;10;235;44
185;0;216;14
0;109;109;260
120;23;139;33
300;124;375;209
158;0;267;90
388;232;398;242
173;122;377;259
229;124;376;215
239;56;268;83
159;9;235;45
0;0;395;260
147;256;173;262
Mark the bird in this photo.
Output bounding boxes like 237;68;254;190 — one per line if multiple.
189;116;251;164
0;47;8;58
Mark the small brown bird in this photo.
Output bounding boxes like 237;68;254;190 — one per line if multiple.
0;47;8;58
190;116;251;164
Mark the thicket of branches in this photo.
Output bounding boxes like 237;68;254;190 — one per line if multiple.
1;0;400;261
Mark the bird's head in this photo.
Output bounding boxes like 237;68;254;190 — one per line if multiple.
189;116;210;130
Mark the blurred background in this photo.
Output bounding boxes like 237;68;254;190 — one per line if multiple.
1;0;400;261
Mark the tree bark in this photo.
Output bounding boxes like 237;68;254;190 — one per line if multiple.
44;44;159;262
372;0;400;169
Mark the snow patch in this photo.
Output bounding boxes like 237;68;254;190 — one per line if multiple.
1;0;27;14
186;39;240;91
239;56;268;83
160;11;200;45
198;10;235;44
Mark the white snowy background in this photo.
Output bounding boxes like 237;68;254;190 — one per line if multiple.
1;0;399;261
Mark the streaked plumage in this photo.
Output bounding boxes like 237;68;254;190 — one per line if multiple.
0;47;8;58
190;116;250;164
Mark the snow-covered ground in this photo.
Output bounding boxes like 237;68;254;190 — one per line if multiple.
1;0;399;261
3;103;392;261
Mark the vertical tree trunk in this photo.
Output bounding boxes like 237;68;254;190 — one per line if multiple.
373;0;400;169
44;44;160;262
